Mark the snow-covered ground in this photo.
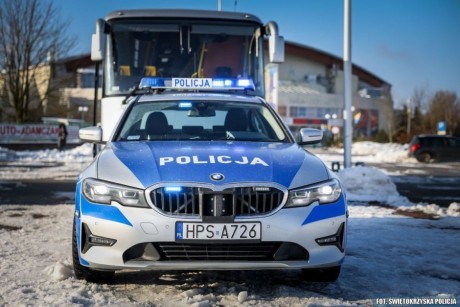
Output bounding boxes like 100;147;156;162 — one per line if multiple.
0;142;459;306
0;144;94;181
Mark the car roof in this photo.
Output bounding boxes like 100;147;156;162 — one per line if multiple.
136;92;265;104
416;134;457;139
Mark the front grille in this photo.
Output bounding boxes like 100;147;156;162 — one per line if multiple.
150;186;285;217
155;242;282;261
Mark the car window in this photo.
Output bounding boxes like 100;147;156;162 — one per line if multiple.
446;138;460;148
115;100;288;142
427;138;445;147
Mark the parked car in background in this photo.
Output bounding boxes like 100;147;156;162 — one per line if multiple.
409;134;460;162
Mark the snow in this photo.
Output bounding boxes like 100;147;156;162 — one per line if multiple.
0;142;459;306
338;165;411;205
0;144;94;180
314;141;416;164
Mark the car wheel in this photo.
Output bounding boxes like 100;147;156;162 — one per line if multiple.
301;266;341;282
72;219;115;283
417;152;431;163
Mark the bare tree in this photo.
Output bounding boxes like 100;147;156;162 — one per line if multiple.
410;86;429;113
426;90;460;135
0;0;75;123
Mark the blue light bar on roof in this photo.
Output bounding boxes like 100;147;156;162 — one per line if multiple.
139;78;170;88
139;77;255;91
178;102;192;108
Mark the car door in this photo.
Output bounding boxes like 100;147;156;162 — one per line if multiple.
446;137;460;161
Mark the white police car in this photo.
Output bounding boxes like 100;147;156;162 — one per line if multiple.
74;78;347;282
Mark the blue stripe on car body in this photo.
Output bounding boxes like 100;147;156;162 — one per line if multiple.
302;197;346;225
80;194;133;227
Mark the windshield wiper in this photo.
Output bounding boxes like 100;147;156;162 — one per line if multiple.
121;83;164;105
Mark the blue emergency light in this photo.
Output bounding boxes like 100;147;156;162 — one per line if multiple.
139;77;255;91
164;186;182;193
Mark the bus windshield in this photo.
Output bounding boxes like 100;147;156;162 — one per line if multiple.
105;20;264;96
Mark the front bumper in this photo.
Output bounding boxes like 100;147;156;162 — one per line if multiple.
75;193;347;271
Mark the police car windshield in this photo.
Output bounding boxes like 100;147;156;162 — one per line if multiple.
115;100;289;142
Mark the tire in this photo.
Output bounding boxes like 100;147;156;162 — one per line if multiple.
72;219;115;283
417;152;431;163
301;266;341;283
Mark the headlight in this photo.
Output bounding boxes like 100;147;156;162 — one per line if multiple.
285;179;342;208
82;178;149;208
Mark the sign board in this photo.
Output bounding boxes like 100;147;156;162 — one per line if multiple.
437;121;446;135
328;119;344;127
0;124;80;144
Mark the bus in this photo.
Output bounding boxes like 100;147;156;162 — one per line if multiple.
91;9;284;141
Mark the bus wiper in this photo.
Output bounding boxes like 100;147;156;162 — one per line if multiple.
121;84;157;105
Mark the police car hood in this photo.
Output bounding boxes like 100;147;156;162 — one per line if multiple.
97;141;330;189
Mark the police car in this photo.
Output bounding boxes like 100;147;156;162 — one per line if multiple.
74;77;347;282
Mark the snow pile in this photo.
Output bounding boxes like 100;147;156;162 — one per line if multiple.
0;144;93;180
45;261;74;282
351;141;413;163
338;165;412;206
398;202;460;218
313;141;416;164
14;143;94;164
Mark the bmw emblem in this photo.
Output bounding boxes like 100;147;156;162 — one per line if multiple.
210;173;225;181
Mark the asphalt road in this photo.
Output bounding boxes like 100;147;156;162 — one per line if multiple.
0;180;76;205
392;176;460;206
367;161;460;207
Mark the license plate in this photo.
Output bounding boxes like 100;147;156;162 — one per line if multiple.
176;222;261;241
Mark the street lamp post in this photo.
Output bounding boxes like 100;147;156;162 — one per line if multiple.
343;0;353;168
406;99;412;137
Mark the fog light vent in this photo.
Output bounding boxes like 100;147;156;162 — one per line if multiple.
89;235;117;246
315;222;345;252
81;223;117;253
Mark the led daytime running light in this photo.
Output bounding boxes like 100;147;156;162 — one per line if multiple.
286;179;342;208
82;178;149;208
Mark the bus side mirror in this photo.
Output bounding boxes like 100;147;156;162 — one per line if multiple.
265;21;284;63
298;128;323;145
269;35;284;63
91;19;106;61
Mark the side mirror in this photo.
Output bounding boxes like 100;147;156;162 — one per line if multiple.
265;21;285;63
269;35;284;63
79;126;103;143
298;128;323;145
91;19;105;61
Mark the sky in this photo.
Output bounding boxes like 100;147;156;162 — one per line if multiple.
55;0;460;107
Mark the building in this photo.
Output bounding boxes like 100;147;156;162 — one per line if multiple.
269;41;393;139
0;54;100;124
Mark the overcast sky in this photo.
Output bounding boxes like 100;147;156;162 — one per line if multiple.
57;0;460;107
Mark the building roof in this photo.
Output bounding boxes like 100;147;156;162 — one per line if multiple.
285;41;390;88
56;54;92;72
